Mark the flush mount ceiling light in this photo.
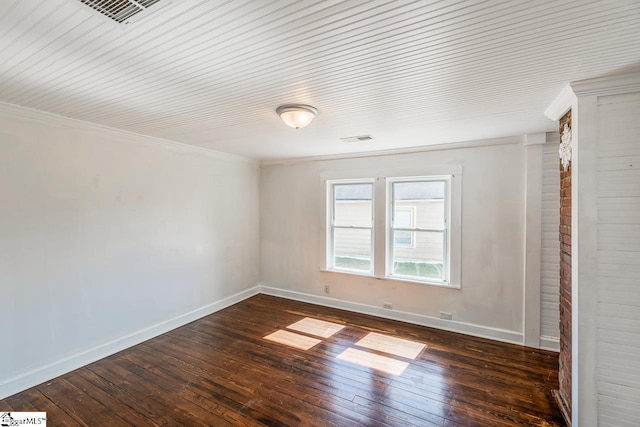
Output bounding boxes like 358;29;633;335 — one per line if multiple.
276;104;318;129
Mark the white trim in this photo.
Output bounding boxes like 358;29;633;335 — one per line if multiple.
320;268;461;289
2;281;546;400
571;71;640;97
0;101;257;164
262;136;524;167
258;284;523;345
323;170;462;289
0;286;260;400
544;84;576;121
319;165;463;182
573;94;599;427
523;137;543;348
540;336;560;352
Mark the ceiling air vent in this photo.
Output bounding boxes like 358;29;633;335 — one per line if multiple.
78;0;165;24
340;135;374;143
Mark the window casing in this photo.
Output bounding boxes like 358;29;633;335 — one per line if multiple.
325;171;460;288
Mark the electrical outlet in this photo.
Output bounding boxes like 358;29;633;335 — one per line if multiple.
324;285;330;294
383;302;393;309
440;311;453;320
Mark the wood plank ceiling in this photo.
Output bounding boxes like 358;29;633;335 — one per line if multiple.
1;0;639;160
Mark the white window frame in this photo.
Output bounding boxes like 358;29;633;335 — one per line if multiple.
326;178;375;275
323;166;462;289
386;176;450;285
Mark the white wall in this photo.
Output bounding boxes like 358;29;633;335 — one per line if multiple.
594;91;640;427
0;103;260;398
260;138;528;341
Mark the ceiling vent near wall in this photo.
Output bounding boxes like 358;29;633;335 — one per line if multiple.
340;135;374;143
78;0;166;24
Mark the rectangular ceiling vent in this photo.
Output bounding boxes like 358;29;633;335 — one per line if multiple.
340;135;374;143
78;0;165;25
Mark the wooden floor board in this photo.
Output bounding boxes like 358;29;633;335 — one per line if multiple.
124;347;294;426
1;294;564;426
39;377;132;427
63;370;160;427
145;337;392;426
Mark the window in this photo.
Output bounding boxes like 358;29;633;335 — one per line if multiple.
327;180;374;274
325;172;460;288
387;178;449;283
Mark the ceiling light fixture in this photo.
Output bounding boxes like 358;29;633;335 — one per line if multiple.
276;104;318;129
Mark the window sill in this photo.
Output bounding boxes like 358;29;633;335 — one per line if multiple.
320;268;374;278
320;269;461;289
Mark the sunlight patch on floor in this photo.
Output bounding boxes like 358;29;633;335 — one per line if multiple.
286;317;345;338
355;332;426;360
263;329;321;350
337;347;409;375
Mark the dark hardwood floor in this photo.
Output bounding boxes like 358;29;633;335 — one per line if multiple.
1;294;564;426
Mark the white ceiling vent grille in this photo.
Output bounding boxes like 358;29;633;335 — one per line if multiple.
78;0;164;24
340;135;374;143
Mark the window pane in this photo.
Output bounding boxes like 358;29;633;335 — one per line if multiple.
394;207;414;246
393;230;444;280
334;227;371;271
393;181;445;229
394;230;412;246
395;208;412;227
334;183;372;227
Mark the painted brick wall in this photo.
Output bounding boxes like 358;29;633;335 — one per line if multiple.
558;109;572;420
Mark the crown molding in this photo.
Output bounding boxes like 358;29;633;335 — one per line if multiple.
571;71;640;97
0;102;258;165
544;84;575;121
544;73;640;122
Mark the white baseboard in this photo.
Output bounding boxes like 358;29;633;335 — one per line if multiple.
2;283;547;400
257;284;524;345
0;286;260;400
540;336;560;352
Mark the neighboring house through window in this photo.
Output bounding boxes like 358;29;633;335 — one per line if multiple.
393;206;415;247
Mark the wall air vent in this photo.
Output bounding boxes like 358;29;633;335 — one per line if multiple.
78;0;166;24
340;135;374;143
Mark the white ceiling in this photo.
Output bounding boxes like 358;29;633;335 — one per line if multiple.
1;0;640;160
